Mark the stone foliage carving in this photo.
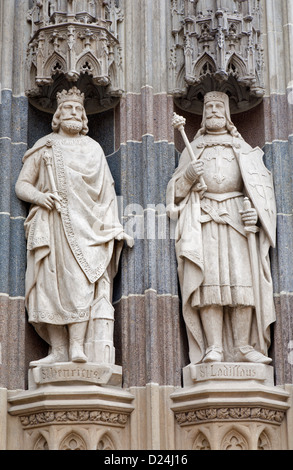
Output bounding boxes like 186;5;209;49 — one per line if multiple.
167;91;276;366
175;407;285;426
26;0;123;114
15;87;133;372
21;410;128;429
170;0;264;114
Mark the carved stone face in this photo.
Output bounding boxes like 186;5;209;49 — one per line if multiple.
204;100;227;132
59;100;84;135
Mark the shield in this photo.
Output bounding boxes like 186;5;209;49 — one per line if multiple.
238;147;276;247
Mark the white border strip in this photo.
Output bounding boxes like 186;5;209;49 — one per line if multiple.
0;293;25;300
0;212;26;220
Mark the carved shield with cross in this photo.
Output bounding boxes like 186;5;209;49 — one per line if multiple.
238;147;276;247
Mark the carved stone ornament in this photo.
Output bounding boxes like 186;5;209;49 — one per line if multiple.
175;407;285;426
26;0;124;114
20;410;129;429
170;0;264;114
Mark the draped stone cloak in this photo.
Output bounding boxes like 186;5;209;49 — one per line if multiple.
18;133;124;342
166;135;276;364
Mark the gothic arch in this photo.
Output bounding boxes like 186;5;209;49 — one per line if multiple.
193;53;217;81
226;53;247;80
192;431;211;450
221;429;249;450
258;430;272;450
76;51;102;78
43;51;66;78
97;432;116;450
59;432;87;450
34;434;49;450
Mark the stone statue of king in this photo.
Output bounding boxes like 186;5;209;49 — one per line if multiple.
167;91;276;366
16;87;133;366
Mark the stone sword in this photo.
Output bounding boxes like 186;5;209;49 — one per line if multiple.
242;197;266;354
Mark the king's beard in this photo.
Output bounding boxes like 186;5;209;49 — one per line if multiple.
205;115;227;132
60;119;83;135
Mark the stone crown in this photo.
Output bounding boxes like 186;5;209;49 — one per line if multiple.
56;87;85;106
204;91;229;106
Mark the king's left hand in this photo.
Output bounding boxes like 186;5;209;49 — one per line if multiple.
240;207;258;227
115;232;134;248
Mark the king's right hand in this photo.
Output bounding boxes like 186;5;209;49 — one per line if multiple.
184;160;204;183
37;192;62;211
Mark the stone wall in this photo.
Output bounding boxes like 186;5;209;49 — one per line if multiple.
0;0;31;390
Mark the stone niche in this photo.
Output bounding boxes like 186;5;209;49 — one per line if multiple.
25;0;124;114
170;0;264;114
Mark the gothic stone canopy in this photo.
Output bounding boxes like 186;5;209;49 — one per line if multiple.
170;0;264;114
26;0;123;114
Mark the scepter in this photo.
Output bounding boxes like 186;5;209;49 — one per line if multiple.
172;112;207;197
42;150;61;213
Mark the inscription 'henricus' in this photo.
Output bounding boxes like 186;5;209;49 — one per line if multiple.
32;363;117;385
41;366;107;381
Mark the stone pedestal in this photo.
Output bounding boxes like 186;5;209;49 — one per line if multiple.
171;363;290;450
8;381;134;450
7;361;133;450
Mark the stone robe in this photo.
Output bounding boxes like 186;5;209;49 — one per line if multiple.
166;133;276;363
17;133;124;343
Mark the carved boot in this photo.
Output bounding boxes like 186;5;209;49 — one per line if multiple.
202;346;224;363
30;325;68;366
68;322;88;363
200;306;224;362
231;307;272;364
235;345;272;364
